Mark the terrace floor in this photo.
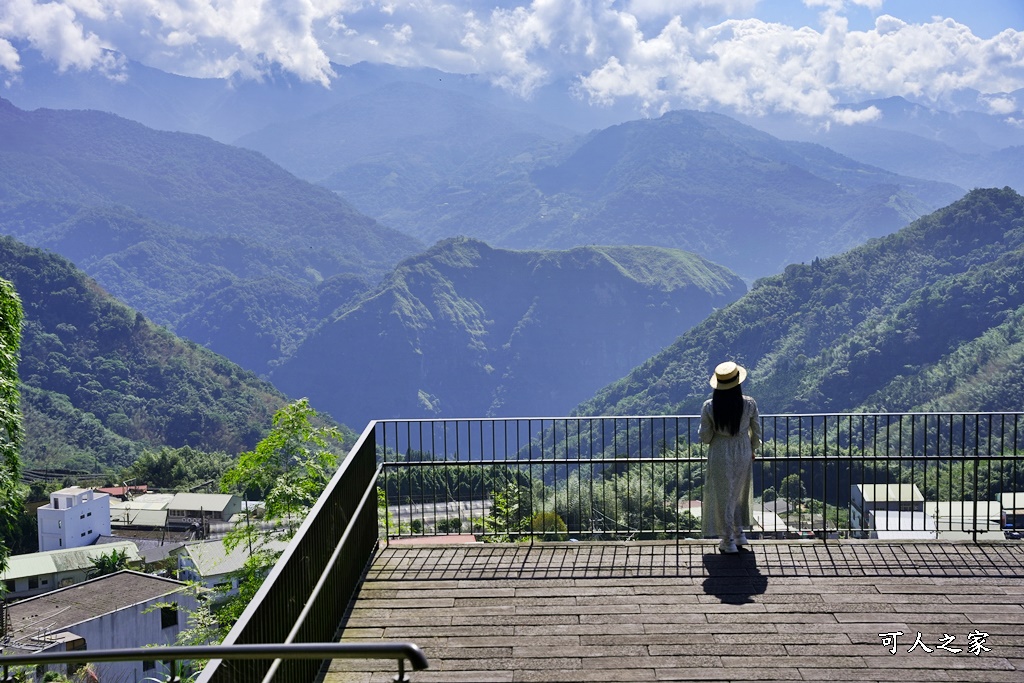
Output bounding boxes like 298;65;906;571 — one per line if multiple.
327;540;1024;683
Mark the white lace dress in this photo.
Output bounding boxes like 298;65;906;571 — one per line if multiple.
699;396;761;539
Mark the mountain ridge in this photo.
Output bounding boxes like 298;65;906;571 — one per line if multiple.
272;237;746;427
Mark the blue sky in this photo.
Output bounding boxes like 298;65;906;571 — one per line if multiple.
1;1;1022;123
753;0;1024;38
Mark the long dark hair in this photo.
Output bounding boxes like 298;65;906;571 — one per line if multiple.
712;384;744;436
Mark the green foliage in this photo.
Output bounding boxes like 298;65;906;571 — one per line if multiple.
124;446;233;492
435;518;463;533
530;511;567;541
87;547;131;577
0;276;21;590
580;187;1024;417
221;398;343;528
216;399;345;632
779;474;807;503
0;236;298;470
274;237;745;428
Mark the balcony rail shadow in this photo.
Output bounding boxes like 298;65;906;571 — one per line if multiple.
195;412;1022;681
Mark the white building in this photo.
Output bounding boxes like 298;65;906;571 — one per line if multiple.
869;510;937;540
850;483;924;534
2;570;197;682
36;487;112;552
925;501;1004;540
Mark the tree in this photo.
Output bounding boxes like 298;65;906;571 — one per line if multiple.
217;399;345;630
0;277;23;596
87;547;131;577
221;398;343;534
779;474;806;503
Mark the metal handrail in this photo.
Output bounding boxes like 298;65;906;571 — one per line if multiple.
198;422;382;682
1;643;428;682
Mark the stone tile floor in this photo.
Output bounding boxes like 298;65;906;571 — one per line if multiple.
326;541;1024;682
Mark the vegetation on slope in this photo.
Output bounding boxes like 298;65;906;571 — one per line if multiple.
577;187;1024;416
0;236;299;470
272;237;746;428
0;98;419;374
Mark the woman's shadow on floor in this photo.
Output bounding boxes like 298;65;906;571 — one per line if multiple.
702;549;769;604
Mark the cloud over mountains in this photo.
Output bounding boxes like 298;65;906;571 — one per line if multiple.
1;0;1021;122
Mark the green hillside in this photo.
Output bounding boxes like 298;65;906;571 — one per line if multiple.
0;98;421;374
272;238;745;427
0;236;298;470
577;187;1024;416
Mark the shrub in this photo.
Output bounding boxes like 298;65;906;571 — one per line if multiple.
531;512;567;541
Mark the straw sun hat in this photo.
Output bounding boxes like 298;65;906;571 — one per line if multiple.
709;361;746;390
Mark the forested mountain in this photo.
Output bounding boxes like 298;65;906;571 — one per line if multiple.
0;236;296;471
0;98;422;374
272;238;745;427
292;106;963;281
577;187;1024;417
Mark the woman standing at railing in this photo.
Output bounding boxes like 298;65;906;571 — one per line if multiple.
700;361;761;554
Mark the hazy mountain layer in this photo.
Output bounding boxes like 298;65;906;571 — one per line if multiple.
309;107;964;281
0;98;421;373
577;187;1024;416
272;238;746;428
750;97;1024;195
236;82;575;190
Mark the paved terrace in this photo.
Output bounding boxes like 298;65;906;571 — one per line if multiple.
327;541;1024;683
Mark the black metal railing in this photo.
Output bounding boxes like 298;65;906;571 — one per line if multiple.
182;412;1020;683
376;413;1024;541
1;642;427;683
196;423;382;682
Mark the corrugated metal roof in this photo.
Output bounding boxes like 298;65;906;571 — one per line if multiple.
168;492;237;512
1;542;141;581
182;537;288;578
858;483;924;503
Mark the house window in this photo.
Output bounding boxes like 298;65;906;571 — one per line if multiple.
58;520;62;528
142;660;156;672
87;512;92;517
161;603;179;629
28;577;38;589
3;579;13;592
59;539;63;547
42;579;49;585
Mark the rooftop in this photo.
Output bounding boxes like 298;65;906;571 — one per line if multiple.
0;541;141;581
329;540;1024;683
3;570;188;653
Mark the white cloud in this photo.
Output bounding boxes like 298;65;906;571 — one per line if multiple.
1;0;1023;122
0;0;111;73
830;104;880;124
983;95;1017;114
